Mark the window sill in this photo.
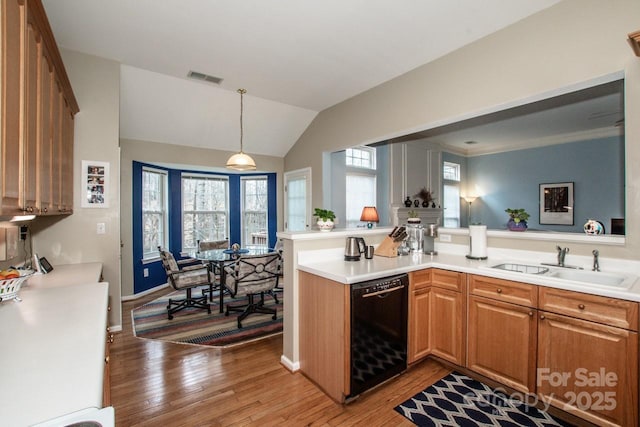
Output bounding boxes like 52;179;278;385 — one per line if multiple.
440;227;625;246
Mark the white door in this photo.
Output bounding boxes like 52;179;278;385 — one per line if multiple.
284;168;311;231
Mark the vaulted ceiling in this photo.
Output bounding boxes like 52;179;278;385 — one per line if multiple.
42;0;561;157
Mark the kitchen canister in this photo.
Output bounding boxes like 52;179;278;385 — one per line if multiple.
466;224;488;260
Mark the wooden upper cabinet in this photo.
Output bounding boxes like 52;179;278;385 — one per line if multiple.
1;0;23;215
1;0;78;217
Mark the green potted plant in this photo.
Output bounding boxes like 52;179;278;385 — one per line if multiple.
407;209;421;224
505;208;530;231
314;208;336;232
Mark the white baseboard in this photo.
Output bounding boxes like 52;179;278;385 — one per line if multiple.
280;355;300;372
121;283;169;301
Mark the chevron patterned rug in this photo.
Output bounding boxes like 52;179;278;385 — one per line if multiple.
132;286;283;348
394;372;572;427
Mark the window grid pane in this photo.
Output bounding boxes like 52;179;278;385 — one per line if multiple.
443;161;460;181
142;169;167;258
182;175;229;251
346;147;376;170
242;178;268;247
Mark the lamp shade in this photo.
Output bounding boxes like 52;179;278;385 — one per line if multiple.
360;206;379;223
226;152;256;171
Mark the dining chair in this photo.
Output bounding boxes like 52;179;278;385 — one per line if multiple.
197;239;229;303
158;246;212;319
198;239;229;251
222;252;281;328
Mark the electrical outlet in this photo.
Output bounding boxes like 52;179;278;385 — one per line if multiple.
143;268;149;278
20;226;28;241
439;234;452;242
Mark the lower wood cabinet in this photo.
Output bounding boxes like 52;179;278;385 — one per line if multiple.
408;286;431;363
467;295;537;394
538;286;638;427
408;269;465;365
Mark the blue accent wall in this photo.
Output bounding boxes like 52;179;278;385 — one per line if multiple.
131;161;278;294
465;136;624;232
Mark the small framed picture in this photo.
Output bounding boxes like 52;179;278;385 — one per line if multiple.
81;160;109;208
539;182;574;225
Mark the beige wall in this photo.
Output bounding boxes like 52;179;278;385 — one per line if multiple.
29;50;123;327
285;0;640;259
120;138;285;297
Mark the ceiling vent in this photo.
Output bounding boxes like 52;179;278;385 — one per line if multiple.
187;70;223;85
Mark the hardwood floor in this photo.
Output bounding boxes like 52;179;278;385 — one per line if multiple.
111;289;451;426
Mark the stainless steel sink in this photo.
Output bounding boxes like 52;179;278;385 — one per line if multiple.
546;269;634;289
490;263;549;275
488;262;637;290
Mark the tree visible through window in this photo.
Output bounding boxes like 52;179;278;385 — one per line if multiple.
182;174;229;251
142;167;167;258
242;177;268;247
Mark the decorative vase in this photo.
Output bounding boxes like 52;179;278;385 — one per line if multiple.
422;200;429;208
317;219;334;232
507;219;528;231
431;201;436;208
404;197;412;207
584;219;604;235
407;217;421;224
413;199;419;207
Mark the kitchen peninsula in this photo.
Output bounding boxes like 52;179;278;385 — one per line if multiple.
280;228;640;427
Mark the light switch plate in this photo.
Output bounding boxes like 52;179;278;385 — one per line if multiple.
97;223;106;234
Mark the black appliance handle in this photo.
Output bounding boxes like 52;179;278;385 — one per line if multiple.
361;285;405;298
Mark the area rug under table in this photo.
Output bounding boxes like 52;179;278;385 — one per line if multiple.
395;372;572;427
132;286;283;348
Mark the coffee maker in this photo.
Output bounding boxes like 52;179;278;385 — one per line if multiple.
423;224;438;255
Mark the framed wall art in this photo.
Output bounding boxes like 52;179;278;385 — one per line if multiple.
539;182;573;225
81;160;109;208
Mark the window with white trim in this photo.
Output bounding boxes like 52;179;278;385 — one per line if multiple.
346;173;376;228
142;167;168;259
346;146;376;170
182;174;229;251
443;161;461;227
241;176;268;247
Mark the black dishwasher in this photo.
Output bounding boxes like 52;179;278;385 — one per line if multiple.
349;273;408;398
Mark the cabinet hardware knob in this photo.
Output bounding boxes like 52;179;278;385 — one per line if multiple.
528;311;534;317
578;304;585;310
496;288;502;293
43;207;47;213
540;314;546;320
105;356;109;364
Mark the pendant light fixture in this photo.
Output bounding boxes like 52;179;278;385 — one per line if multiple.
226;88;257;171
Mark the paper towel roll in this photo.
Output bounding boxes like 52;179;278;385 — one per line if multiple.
468;224;488;259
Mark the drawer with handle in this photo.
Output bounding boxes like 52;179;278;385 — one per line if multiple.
469;275;537;307
539;286;639;331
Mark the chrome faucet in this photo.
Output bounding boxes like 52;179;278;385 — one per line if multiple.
557;246;569;267
592;249;600;272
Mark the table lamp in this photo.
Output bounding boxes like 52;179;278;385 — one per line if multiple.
360;206;379;228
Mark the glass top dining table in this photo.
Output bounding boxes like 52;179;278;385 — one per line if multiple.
188;245;274;312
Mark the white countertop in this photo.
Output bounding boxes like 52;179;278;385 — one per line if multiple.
0;264;108;426
297;249;640;302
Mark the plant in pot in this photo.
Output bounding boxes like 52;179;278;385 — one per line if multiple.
415;187;433;208
505;208;530;231
314;208;336;232
407;209;421;224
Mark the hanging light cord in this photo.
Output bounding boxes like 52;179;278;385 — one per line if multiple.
238;88;246;153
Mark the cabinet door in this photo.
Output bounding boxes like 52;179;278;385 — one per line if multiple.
50;78;63;212
38;47;54;214
538;311;638;427
60;100;74;213
430;286;464;365
468;295;537;394
23;15;40;214
408;287;431;363
1;0;23;215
